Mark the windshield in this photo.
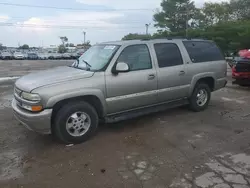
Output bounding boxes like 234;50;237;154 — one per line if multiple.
74;44;119;71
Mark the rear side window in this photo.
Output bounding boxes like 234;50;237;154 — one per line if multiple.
154;43;183;68
183;41;224;63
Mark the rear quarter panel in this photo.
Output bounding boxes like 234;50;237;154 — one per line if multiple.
186;60;227;96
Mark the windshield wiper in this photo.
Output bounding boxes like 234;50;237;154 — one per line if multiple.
82;59;92;68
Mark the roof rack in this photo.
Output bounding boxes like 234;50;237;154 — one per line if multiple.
166;37;205;40
140;37;205;41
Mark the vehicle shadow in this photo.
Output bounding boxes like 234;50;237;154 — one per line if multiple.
99;105;189;134
22;106;189;149
226;84;250;92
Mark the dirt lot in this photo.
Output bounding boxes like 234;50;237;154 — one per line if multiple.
1;60;250;188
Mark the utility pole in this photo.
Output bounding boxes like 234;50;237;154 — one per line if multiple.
83;31;86;44
145;23;150;35
185;3;189;38
186;14;188;37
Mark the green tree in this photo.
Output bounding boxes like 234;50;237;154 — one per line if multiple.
154;0;197;33
122;33;151;40
0;43;4;50
201;2;231;26
84;41;91;47
19;44;29;49
230;0;250;20
59;36;68;46
187;20;250;54
152;0;250;54
65;43;75;47
58;44;67;53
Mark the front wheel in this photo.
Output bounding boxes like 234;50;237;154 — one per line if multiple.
53;101;99;144
189;83;211;112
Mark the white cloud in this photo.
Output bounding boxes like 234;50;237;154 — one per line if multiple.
16;17;48;32
15;11;124;32
1;11;126;46
0;0;230;46
0;15;10;23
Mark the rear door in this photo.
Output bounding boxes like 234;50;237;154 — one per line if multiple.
152;42;190;103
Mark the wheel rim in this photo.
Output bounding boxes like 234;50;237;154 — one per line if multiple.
196;89;208;107
66;112;91;137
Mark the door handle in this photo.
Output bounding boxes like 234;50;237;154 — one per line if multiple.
148;74;155;80
179;71;185;76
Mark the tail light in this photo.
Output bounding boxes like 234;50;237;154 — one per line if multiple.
232;65;236;73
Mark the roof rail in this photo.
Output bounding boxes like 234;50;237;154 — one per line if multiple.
152;37;205;40
140;37;205;41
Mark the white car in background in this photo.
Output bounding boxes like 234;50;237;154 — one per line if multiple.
1;51;13;60
14;52;25;60
62;53;71;59
38;53;49;60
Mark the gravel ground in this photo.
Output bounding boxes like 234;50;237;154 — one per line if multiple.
1;60;250;188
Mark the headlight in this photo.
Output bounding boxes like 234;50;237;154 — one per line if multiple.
21;92;41;101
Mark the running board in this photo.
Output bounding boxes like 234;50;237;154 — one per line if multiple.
105;98;189;123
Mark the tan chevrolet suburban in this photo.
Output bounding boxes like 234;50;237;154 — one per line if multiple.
12;39;227;144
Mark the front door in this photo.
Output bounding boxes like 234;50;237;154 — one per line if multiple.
105;44;157;114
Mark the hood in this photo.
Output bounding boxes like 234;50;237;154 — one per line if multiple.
15;66;94;92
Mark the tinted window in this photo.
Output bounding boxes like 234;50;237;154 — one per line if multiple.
183;41;224;63
117;44;152;71
154;43;183;68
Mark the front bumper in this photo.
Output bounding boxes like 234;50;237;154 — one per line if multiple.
15;57;24;59
12;99;52;134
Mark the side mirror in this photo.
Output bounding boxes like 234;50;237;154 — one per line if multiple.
115;62;130;73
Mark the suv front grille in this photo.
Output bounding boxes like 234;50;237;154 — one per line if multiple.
235;62;250;72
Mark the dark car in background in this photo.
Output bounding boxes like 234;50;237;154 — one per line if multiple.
70;52;78;59
27;53;38;60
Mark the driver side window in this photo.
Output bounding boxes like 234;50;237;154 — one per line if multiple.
117;44;152;71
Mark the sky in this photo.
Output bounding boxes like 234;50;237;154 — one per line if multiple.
0;0;227;47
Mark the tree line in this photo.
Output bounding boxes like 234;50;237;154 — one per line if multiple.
58;36;91;53
122;0;250;55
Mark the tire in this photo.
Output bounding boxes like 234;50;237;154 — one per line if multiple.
53;101;99;144
189;83;211;112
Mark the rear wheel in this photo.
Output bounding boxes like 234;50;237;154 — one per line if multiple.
189;83;211;112
53;101;99;144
